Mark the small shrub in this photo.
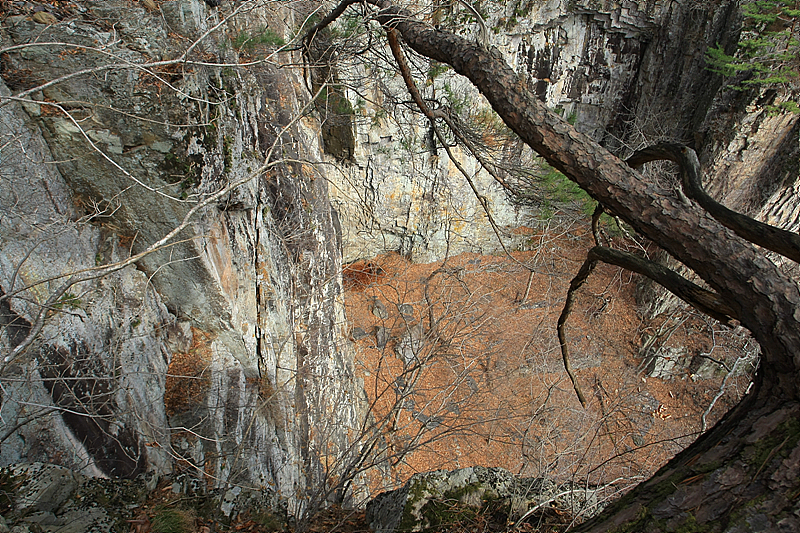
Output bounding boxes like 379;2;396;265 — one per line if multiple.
151;506;195;533
232;26;285;50
330;14;364;38
427;61;450;81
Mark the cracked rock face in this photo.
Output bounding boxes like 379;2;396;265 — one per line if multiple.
1;0;366;514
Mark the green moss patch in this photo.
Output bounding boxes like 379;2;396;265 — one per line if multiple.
399;479;509;532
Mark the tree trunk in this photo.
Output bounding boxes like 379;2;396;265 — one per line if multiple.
578;391;800;531
371;1;800;530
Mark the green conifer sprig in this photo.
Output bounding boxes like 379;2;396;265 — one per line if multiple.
706;0;799;111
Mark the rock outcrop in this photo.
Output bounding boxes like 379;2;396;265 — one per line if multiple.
366;466;601;533
1;462;148;533
0;462;284;532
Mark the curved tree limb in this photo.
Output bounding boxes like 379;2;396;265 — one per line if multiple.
303;0;363;51
372;0;793;404
587;247;737;324
558;245;738;405
556;244;736;407
627;142;800;264
557;257;594;408
591;204;605;246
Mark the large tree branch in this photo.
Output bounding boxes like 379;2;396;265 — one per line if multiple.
627;142;800;264
558;245;738;406
587;247;738;323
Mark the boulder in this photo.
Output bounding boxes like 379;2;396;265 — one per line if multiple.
1;462;286;532
3;463;148;533
397;304;414;318
351;327;370;341
371;298;390;320
395;324;424;366
366;466;601;533
375;326;390;349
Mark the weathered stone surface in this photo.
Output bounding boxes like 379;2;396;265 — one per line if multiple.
0;0;367;514
395;324;424;366
1;462;288;532
644;346;692;380
13;463;79;514
351;326;369;340
0;76;172;478
4;463;147;533
375;326;390;349
371;298;390;319
397;304;414;318
366;466;601;533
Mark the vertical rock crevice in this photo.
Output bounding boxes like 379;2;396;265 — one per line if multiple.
0;0;367;513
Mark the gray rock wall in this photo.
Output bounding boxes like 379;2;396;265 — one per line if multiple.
1;73;173;479
0;0;367;515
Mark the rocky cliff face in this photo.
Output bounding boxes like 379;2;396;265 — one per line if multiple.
1;0;367;515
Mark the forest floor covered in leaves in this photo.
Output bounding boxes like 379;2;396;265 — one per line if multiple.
343;217;755;516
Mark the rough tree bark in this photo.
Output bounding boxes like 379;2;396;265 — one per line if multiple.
314;1;800;530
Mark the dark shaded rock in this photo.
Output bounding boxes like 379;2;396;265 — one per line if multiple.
411;412;443;429
6;463;147;533
2;462;286;532
351;327;369;341
375;326;390;349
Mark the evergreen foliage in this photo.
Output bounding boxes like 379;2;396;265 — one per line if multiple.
706;0;800;111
